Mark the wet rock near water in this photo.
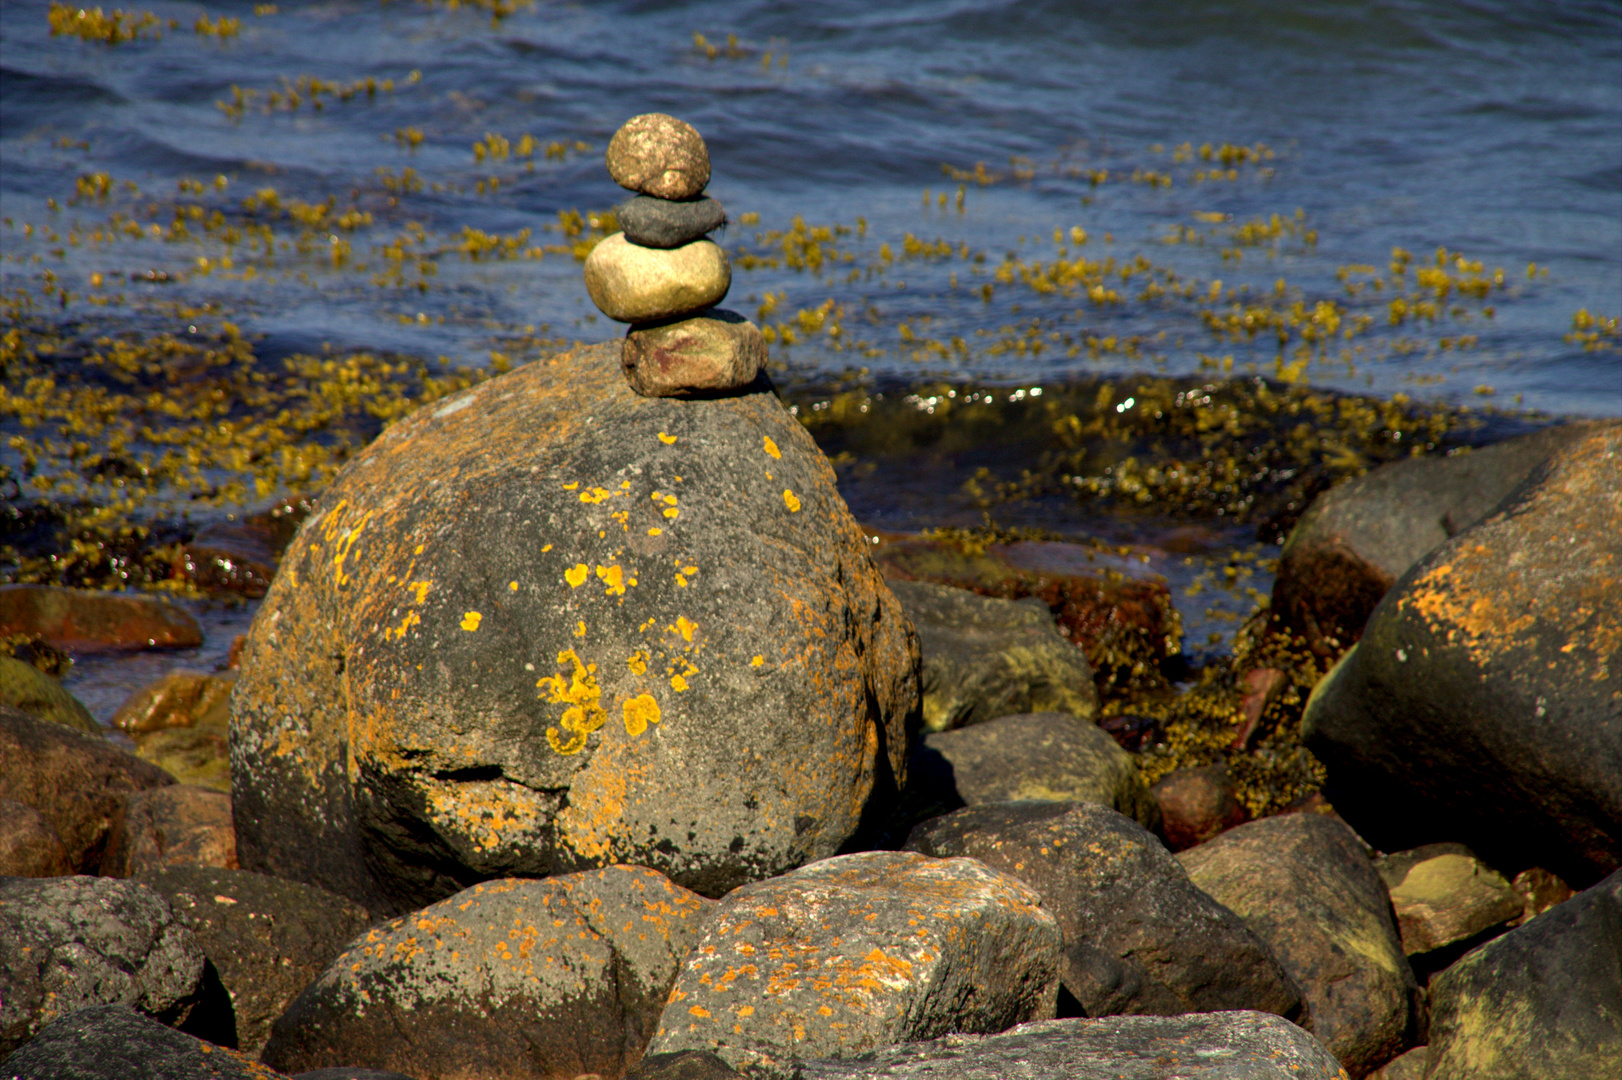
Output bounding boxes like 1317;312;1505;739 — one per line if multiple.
0;653;98;733
792;1012;1349;1080
0;1005;280;1080
263;866;710;1080
897;712;1160;836
622;309;767;398
887;580;1098;733
1150;764;1249;852
138;866;375;1058
1178;812;1419;1078
1270;420;1609;657
0;583;203;654
230;342;919;916
118;669;237;792
0;875;226;1056
1;704;174;873
903;801;1301;1021
1425;869;1622;1079
646;851;1060;1078
101;785;238;879
1303;425;1622;887
619;194;728;249
607;113;712;201
0;796;74;877
585;234;732;324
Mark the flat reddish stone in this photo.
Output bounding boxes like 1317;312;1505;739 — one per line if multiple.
0;584;202;654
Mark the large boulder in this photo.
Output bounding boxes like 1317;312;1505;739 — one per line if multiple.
231;343;920;914
0;876;222;1055
263;866;712;1079
646;851;1060;1078
0;705;174;873
0;653;98;732
1177;813;1419;1078
886;581;1098;732
793;1012;1349;1079
138;866;374;1057
898;712;1160;834
1269;421;1606;656
903;802;1301;1020
0;1005;277;1080
1424;869;1621;1079
1303;425;1622;887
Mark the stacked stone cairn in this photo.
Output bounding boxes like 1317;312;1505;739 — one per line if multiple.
584;112;766;398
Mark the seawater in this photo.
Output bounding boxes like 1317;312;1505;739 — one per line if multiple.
2;0;1619;717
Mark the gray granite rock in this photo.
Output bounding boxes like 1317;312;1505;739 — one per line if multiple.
0;1005;276;1080
619;194;727;249
791;1012;1348;1079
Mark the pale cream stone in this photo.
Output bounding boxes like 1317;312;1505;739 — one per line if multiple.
583;233;730;323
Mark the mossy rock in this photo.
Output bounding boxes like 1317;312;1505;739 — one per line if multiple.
0;654;98;734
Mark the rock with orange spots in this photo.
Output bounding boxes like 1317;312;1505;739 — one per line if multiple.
645;850;1060;1078
886;581;1098;733
0;1004;284;1080
903;802;1302;1022
137;867;373;1057
1423;868;1622;1080
1177;814;1419;1078
261;866;711;1079
793;1012;1349;1079
0;583;203;654
230;342;919;914
1302;426;1622;888
1270;421;1609;657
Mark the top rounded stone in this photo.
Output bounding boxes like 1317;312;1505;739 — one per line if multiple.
606;113;711;200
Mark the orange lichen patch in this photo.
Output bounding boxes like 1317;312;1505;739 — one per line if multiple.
596;564;627;596
671;674;689;692
751;655;765;667
460;611;482;631
410;580;432;604
562;481;580;490
565;563;589;588
557;735;654;862
538;648;607;754
627;650;649;675
1398;430;1621;679
424;778;548;853
623;692;662;736
580;486;611;504
659;432;678;444
763;436;781;459
783;489;801;512
384;608;421;641
674;616;698;642
648;527;664;537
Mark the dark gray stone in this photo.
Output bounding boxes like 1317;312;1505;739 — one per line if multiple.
0;704;174;873
888;581;1098;733
899;712;1160;835
629;1051;744;1079
646;851;1060;1079
262;866;712;1080
791;1012;1348;1079
136;867;375;1057
231;342;920;915
0;1005;276;1080
1303;426;1622;887
903;801;1301;1021
619;195;727;249
1178;813;1419;1077
1270;420;1607;656
1424;869;1622;1079
0;876;218;1056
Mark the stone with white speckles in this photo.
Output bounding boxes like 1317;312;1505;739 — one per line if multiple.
261;866;712;1079
645;851;1061;1079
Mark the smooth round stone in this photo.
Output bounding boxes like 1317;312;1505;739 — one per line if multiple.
605;113;710;200
621;309;765;398
618;194;726;249
584;233;730;323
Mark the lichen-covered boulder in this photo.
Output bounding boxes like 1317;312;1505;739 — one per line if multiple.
646;850;1060;1079
231;343;919;914
262;867;712;1080
0;1005;281;1080
1303;425;1622;887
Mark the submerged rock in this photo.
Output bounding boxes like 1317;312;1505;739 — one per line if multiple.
903;801;1301;1021
0;583;203;654
1178;813;1419;1078
1303;425;1622;887
888;581;1098;732
263;867;711;1080
1270;420;1607;656
646;851;1060;1078
793;1012;1348;1079
231;342;919;914
1425;869;1622;1079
